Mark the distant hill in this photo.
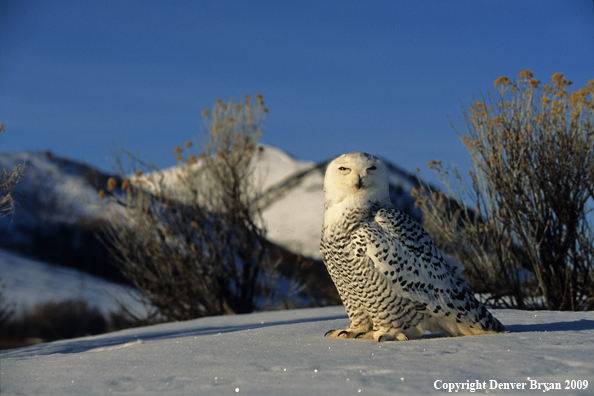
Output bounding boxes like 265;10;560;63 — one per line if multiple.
0;151;124;282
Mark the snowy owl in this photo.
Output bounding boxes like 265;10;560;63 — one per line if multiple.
321;152;505;342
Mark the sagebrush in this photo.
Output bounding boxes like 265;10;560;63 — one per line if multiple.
415;71;594;311
100;95;298;321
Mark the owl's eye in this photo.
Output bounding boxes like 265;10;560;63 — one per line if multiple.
368;166;377;170
338;167;349;171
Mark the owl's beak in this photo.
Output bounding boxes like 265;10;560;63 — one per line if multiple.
355;175;364;189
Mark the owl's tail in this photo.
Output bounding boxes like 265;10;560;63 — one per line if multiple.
435;304;506;337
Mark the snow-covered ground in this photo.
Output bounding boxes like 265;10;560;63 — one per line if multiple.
2;307;593;395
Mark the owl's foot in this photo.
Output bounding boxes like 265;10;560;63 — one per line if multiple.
325;329;409;342
324;329;360;339
324;329;371;339
343;330;406;342
325;319;374;339
373;331;409;342
377;332;408;342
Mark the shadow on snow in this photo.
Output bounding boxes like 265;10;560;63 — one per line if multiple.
505;319;594;334
1;312;348;358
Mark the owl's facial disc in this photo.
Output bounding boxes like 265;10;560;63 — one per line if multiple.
334;158;379;191
324;152;391;208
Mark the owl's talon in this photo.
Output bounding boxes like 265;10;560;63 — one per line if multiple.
325;330;362;339
355;332;366;339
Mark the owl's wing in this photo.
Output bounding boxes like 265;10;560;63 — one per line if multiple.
358;207;485;325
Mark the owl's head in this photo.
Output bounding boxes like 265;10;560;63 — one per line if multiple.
323;152;391;208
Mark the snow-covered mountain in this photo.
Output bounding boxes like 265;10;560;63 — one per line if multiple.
0;151;109;224
0;146;420;262
139;145;421;259
0;151;124;282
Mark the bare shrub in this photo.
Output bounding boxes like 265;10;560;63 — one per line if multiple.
100;95;278;321
415;71;594;310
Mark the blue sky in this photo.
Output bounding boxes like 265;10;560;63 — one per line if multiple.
1;1;593;177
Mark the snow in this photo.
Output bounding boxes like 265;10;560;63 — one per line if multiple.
253;145;326;259
0;151;106;223
2;307;593;395
0;249;144;316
